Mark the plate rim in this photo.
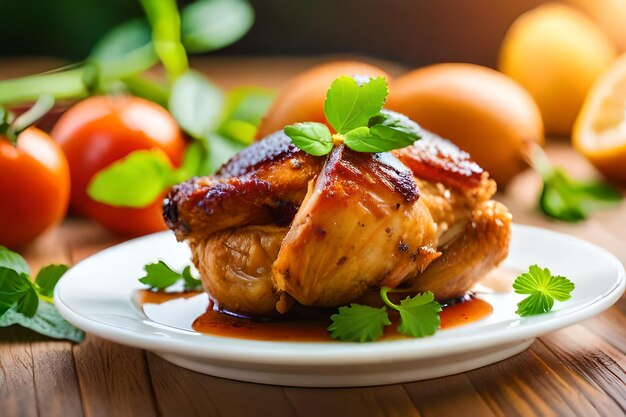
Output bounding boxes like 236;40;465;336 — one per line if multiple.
54;224;625;366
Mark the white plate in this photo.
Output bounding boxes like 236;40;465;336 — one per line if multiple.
54;225;625;387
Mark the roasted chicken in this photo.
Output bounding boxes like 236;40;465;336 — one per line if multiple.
164;112;511;316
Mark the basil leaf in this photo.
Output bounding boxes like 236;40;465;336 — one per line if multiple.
284;122;333;156
35;265;69;298
182;0;254;53
0;246;30;275
324;76;388;134
0;302;84;343
0;267;38;317
177;141;208;179
169;70;224;139
218;86;275;144
87;149;176;208
89;19;157;80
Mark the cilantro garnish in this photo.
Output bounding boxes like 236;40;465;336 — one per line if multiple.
139;261;202;291
328;288;441;342
0;246;83;342
284;76;420;155
513;265;575;317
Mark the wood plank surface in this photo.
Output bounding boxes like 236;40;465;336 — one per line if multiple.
0;57;625;417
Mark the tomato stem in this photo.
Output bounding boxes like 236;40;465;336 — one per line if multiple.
0;68;88;105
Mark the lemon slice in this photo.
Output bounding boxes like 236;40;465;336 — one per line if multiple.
574;53;626;182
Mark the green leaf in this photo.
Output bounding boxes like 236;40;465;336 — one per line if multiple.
0;302;84;343
89;19;157;80
139;0;188;80
15;283;38;317
368;110;421;146
121;75;169;108
87;149;176;208
513;265;575;317
139;261;201;290
539;168;621;222
324;76;388;134
395;292;442;338
344;125;417;153
182;0;254;53
205;134;247;173
169;70;224;139
0;246;30;275
328;304;391;342
0;267;38;317
284;122;333;156
182;266;202;290
34;265;69;298
176;141;208;179
218;87;275;144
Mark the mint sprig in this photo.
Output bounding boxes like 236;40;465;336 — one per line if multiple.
284;76;420;155
0;246;83;342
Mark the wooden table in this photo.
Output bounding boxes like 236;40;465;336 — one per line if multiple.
1;57;625;416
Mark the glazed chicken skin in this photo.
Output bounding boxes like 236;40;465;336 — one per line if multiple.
164;114;511;316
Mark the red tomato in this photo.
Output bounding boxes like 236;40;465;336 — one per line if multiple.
51;96;186;236
0;128;70;248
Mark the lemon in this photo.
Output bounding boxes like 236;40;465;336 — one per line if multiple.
574;53;626;182
499;3;617;136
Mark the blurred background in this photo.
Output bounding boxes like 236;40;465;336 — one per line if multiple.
0;0;588;67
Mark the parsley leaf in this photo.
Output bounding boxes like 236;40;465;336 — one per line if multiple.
324;76;388;134
328;304;390;342
139;261;201;291
381;288;442;338
513;265;575;316
284;122;333;156
395;292;442;338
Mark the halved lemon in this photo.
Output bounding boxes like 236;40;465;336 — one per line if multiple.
573;53;626;182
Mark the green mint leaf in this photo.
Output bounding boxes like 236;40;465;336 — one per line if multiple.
89;19;157;81
368;110;421;145
139;261;201;290
343;122;419;153
513;265;575;317
182;266;202;290
0;301;84;343
0;246;30;275
87;149;176;208
328;304;390;342
182;0;254;53
395;292;442;338
324;76;388;134
169;70;224;139
539;168;621;222
34;265;69;298
139;0;188;80
284;122;333;156
218;87;275;144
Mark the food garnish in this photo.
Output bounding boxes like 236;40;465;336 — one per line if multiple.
284;76;420;155
139;261;202;291
328;289;441;342
0;246;83;342
513;265;575;316
530;144;621;221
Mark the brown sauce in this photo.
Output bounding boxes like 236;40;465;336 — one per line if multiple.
135;290;493;342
